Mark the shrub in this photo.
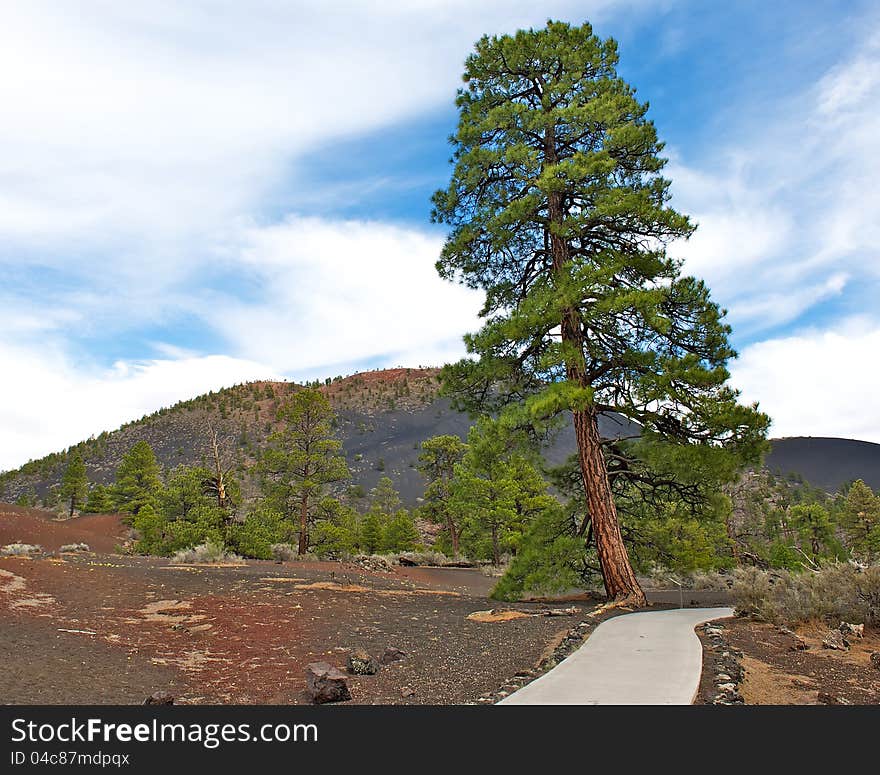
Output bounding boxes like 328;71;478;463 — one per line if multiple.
59;543;90;553
171;541;242;564
397;550;453;567
491;506;585;601
0;543;42;556
689;570;731;591
732;562;880;626
270;543;297;562
228;507;291;559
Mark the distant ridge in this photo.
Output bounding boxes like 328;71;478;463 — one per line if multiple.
764;436;880;492
2;368;878;508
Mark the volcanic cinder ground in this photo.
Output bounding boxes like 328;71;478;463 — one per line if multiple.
0;504;589;705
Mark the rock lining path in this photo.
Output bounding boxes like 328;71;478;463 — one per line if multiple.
499;606;734;705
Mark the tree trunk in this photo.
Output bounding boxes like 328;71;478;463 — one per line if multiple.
544;122;645;606
298;494;309;556
491;522;500;567
448;516;459;558
573;409;647;604
69;496;75;519
724;499;741;564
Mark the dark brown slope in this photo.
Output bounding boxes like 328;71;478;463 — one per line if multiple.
0;368;640;508
764;436;880;492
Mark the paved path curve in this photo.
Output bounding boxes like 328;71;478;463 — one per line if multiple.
499;607;734;705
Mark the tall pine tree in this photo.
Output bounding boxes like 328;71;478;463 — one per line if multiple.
432;21;769;603
260;388;349;555
418;435;468;557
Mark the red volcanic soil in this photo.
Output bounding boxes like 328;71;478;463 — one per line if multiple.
0;503;128;553
0;551;590;705
2;500;591;706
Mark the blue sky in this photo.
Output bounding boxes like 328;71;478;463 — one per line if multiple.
2;0;880;469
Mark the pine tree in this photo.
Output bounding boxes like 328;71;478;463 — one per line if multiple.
383;509;420;552
418;435;468;557
841;479;879;554
259;388;349;555
432;21;769;603
369;476;403;518
451;419;556;565
789;503;836;561
114;441;162;516
360;511;384;554
83;484;115;514
60;452;89;518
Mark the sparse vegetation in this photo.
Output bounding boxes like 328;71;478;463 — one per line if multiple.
170;541;243;565
732;562;880;627
59;543;90;553
1;542;42;556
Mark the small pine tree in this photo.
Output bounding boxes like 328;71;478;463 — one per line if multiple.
114;441;163;516
60;453;89;518
418;435;468;558
83;484;115;513
259;388;349;555
360;512;384;554
15;488;38;508
369;476;402;517
789;503;836;561
383;509;420;552
841;479;879;554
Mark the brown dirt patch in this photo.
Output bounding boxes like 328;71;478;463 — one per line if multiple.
725;618;880;705
0;503;127;553
466;609;533;623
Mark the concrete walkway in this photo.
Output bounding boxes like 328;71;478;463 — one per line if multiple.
499;607;734;705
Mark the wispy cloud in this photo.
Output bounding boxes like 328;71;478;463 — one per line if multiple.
669;22;880;336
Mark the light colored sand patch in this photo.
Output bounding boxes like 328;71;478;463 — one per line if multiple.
138;599;210;625
260;577;307;583
0;568;27;593
739;655;815;705
169;649;228;673
10;594;56;610
141;600;191;615
292;581;459;596
467;609;533;623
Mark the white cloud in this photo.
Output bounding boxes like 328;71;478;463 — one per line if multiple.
731;317;880;443
0;343;280;471
668;23;880;333
4;1;666;471
0;1;632;254
0;0;656;338
210;216;483;373
728;273;848;331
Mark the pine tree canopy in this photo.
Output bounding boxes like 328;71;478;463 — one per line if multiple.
432;20;769;458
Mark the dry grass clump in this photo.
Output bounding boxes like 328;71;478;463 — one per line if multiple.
732;562;880;627
270;543;297;562
59;543;90;553
689;570;732;591
638;565;731;591
0;543;42;556
171;541;243;564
